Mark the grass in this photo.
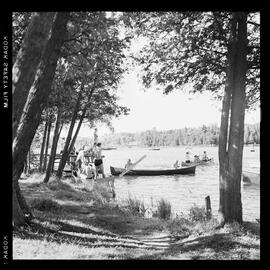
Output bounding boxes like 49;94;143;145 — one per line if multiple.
156;199;172;220
14;174;260;260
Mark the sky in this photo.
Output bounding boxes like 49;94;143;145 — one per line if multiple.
70;26;260;139
74;70;260;138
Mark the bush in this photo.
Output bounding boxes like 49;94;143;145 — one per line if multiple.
92;183;113;205
29;198;61;212
188;204;207;222
167;215;192;236
124;195;146;216
156;199;171;220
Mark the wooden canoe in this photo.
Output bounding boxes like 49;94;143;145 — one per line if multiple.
181;158;214;167
242;171;260;185
110;165;196;176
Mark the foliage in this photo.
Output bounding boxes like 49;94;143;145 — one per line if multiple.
91;183;114;205
125;12;260;110
156;199;171;220
74;122;258;148
12;12;33;61
124;195;146;216
188;204;207;222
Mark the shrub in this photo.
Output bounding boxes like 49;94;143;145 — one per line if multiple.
188;204;207;222
167;216;192;236
92;183;113;205
156;199;171;220
125;195;146;216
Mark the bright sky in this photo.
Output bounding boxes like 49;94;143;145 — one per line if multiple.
74;70;260;138
73;25;260;138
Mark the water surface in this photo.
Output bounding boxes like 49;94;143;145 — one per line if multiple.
102;145;260;221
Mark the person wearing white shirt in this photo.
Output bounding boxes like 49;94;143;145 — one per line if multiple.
76;146;85;172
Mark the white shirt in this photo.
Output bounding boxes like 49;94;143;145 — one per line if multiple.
76;150;84;162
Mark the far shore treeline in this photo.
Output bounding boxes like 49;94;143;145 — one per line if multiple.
32;122;260;150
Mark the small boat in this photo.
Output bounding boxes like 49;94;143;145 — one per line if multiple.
242;171;260;185
103;147;117;150
181;158;214;167
110;165;196;176
149;148;160;151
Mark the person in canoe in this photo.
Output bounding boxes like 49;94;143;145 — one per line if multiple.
125;159;133;170
194;155;200;163
93;142;105;179
173;160;180;169
202;151;209;161
185;151;191;163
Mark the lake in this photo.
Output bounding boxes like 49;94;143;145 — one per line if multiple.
102;145;260;222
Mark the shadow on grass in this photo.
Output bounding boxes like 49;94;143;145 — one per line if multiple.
134;231;260;260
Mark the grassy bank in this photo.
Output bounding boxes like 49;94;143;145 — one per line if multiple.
14;173;260;260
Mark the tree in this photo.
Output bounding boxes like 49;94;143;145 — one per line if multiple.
126;11;259;223
12;12;56;140
218;13;248;223
12;12;70;226
54;12;130;179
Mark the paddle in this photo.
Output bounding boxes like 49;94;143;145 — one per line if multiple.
119;155;147;177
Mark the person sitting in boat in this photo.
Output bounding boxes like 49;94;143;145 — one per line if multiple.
194;155;200;163
202;151;209;161
125;159;133;169
173;160;180;169
185;152;191;163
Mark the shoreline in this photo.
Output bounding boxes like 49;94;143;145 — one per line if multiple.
14;174;260;260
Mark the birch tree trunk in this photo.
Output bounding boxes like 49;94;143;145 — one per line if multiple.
56;90;83;179
44;107;62;183
42;116;52;172
39;112;49;172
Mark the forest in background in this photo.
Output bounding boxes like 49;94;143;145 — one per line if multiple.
31;122;259;150
91;122;260;148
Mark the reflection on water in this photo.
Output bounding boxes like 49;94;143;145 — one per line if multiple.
103;146;260;221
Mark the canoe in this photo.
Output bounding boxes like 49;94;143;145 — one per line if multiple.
110;165;196;176
242;171;260;185
181;158;214;167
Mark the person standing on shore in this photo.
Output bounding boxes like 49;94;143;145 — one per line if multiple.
94;128;98;144
94;142;105;179
75;146;85;172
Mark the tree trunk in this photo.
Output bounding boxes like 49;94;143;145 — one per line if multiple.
218;12;247;224
44;107;62;183
39;112;49;172
42;116;52;172
67;107;87;158
12;12;56;140
12;12;70;227
13;187;26;227
56;90;83;179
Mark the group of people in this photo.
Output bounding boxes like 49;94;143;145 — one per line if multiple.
173;151;209;168
72;142;106;180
